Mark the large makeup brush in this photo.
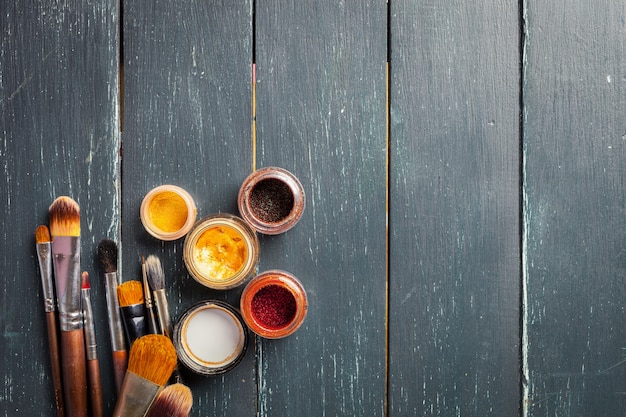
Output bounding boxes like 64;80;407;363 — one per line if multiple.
144;383;193;417
112;334;178;417
117;280;147;346
97;239;127;392
81;271;103;417
35;225;65;417
145;255;173;338
49;196;88;417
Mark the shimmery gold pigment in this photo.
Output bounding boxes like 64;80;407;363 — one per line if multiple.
192;225;247;281
148;191;188;233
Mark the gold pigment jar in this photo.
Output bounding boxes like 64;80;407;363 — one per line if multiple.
183;214;259;290
140;185;197;241
238;167;305;235
174;300;248;375
240;270;308;339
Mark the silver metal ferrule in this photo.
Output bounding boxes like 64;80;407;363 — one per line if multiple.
154;290;173;338
51;236;83;331
112;371;161;417
82;288;98;360
104;272;126;352
36;242;55;312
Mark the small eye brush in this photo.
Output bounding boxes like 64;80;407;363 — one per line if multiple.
142;256;159;334
97;239;127;393
35;225;65;417
81;271;103;417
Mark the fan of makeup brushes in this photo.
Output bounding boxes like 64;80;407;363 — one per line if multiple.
37;197;193;417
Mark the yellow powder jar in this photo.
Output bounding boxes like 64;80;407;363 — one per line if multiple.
183;214;259;290
140;185;197;241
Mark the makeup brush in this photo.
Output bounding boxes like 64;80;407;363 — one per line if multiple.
35;225;65;417
117;280;147;346
145;254;173;338
112;334;178;417
97;239;127;392
81;271;104;417
142;256;159;334
49;196;88;417
144;383;193;417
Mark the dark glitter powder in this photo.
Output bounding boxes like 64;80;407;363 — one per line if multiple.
249;178;294;223
251;285;297;328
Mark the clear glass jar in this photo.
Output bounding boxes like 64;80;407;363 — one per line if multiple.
238;167;305;235
240;270;308;339
183;214;259;290
173;300;248;375
140;185;197;241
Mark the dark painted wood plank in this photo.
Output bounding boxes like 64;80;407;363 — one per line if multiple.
255;1;388;415
523;1;626;416
388;1;521;415
0;1;120;415
121;1;254;416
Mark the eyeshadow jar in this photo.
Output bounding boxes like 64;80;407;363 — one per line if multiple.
240;270;308;339
238;167;305;235
183;214;259;290
173;300;248;375
140;185;197;241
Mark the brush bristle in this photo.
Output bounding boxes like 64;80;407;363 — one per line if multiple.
48;196;80;237
81;271;90;290
35;225;51;244
145;255;165;291
145;383;192;417
97;239;118;273
117;280;144;307
127;334;177;386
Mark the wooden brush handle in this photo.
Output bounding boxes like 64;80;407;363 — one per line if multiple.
60;329;88;417
87;359;104;417
111;349;128;394
45;312;65;417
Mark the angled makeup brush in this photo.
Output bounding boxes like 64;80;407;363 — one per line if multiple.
145;255;173;338
35;225;65;417
117;280;147;346
142;256;159;334
112;334;178;417
49;196;88;417
81;271;103;417
144;383;193;417
97;239;127;392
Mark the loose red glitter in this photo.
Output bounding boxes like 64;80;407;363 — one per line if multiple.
251;285;297;328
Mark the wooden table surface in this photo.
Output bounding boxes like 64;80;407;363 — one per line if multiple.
1;1;625;416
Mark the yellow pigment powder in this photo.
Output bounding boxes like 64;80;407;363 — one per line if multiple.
148;191;188;233
193;225;247;282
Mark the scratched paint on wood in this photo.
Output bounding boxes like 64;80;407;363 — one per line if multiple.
523;0;626;416
0;1;120;416
121;1;254;416
388;0;521;415
254;1;388;415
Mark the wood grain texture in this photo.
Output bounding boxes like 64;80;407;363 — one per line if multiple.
523;0;626;415
255;1;388;415
0;1;120;415
120;1;254;416
388;1;522;415
2;1;626;416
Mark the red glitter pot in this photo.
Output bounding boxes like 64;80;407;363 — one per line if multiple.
238;167;305;235
240;270;308;339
